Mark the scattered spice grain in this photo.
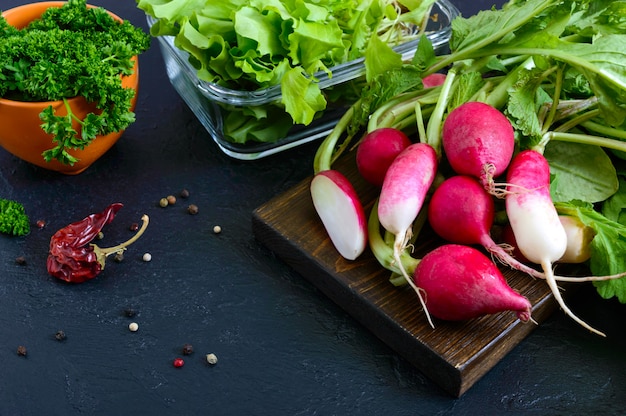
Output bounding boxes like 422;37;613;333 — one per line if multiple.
129;222;139;232
129;322;139;332
182;343;194;355
15;256;26;265
142;253;152;262
213;225;222;234
55;330;66;341
36;220;46;229
114;251;124;263
180;189;190;199
17;345;27;356
187;204;199;215
206;353;218;365
159;198;168;208
167;195;176;205
173;358;184;368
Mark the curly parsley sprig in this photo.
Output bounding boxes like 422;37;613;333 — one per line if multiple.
0;0;150;165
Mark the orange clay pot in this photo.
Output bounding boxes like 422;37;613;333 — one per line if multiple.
0;2;139;175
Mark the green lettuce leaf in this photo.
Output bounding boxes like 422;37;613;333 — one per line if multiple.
139;0;433;144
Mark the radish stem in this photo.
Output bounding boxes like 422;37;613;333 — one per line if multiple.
313;103;358;173
368;200;420;276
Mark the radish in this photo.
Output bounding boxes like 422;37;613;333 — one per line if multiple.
378;142;438;326
505;149;605;336
442;101;515;193
502;216;594;265
427;175;549;279
558;215;594;264
428;175;495;246
310;170;367;261
356;128;412;187
414;244;532;322
422;73;447;88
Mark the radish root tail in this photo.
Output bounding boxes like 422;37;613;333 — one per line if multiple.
491;181;543;199
541;260;606;337
394;232;435;329
481;163;498;195
488;239;626;283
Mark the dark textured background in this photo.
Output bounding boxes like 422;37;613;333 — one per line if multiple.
1;1;625;415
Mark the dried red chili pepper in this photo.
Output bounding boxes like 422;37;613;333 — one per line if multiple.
47;203;149;283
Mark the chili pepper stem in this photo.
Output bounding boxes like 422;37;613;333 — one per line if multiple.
91;214;149;269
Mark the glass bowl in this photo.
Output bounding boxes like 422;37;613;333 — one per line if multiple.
148;0;460;160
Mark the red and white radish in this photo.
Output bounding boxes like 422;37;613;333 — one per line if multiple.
442;101;515;193
502;215;594;265
356;128;412;187
506;149;605;336
414;244;532;322
378;142;438;326
422;73;447;88
310;170;367;261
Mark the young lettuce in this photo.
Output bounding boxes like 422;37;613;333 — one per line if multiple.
138;0;437;144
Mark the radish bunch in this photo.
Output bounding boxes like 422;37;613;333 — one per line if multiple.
312;95;624;333
309;0;626;337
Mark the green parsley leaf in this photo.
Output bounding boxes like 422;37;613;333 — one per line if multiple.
0;0;150;165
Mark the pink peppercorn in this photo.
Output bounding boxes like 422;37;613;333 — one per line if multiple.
173;358;184;368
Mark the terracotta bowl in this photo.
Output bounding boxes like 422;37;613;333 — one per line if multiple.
0;2;139;175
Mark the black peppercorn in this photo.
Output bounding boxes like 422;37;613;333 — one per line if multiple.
55;330;66;341
17;345;27;356
15;256;26;265
182;343;194;355
188;204;199;215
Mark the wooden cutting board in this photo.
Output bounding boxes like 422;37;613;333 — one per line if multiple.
252;154;563;397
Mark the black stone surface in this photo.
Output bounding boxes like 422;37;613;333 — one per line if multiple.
0;1;625;415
